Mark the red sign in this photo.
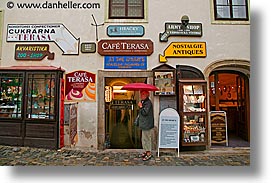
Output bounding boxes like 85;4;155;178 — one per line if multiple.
98;39;154;56
65;70;96;101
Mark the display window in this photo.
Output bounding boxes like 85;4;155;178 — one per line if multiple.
179;81;207;146
26;73;56;119
0;73;23;118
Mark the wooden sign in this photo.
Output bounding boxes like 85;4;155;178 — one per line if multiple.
158;108;180;157
98;39;153;56
210;111;228;146
15;44;54;61
159;42;206;62
160;23;202;42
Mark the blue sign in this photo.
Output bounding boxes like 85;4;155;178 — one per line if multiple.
107;25;144;37
104;56;147;70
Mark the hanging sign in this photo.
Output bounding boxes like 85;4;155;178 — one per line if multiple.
158;108;180;157
15;44;54;61
7;24;79;55
98;39;153;56
104;56;147;70
160;23;202;42
159;42;206;62
210;111;228;146
65;71;96;102
107;25;144;37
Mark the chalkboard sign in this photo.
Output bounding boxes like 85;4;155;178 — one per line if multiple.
210;111;228;146
158;108;180;157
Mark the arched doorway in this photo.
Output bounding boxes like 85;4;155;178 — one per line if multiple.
206;60;250;147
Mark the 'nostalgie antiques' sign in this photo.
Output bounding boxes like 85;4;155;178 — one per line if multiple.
15;44;54;61
159;42;206;62
98;39;153;56
65;71;96;102
158;108;180;157
160;23;202;42
104;56;147;70
7;24;79;55
107;25;144;37
210;111;228;146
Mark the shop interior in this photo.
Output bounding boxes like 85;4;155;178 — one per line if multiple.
209;72;250;147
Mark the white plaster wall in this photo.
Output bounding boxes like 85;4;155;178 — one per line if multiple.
0;0;250;149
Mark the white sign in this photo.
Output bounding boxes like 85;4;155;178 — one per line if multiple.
158;108;180;157
7;24;79;55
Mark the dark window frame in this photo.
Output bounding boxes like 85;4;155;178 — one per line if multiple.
109;0;144;19
214;0;249;21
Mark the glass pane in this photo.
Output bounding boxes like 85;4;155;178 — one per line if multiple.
110;0;126;17
27;74;56;119
183;115;206;143
232;0;246;5
216;6;230;18
128;0;143;17
233;6;247;18
216;0;229;5
128;6;143;17
0;73;23;118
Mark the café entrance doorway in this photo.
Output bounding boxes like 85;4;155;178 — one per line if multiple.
209;71;250;147
104;77;146;149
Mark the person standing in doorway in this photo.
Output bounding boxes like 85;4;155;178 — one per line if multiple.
136;90;154;161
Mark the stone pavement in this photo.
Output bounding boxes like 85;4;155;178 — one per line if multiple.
0;145;250;166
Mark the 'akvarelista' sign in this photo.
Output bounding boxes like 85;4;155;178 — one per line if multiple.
15;44;54;61
107;25;144;37
7;24;79;55
104;56;147;69
159;42;206;62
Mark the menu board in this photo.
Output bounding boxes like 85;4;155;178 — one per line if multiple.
158;108;180;157
210;111;228;146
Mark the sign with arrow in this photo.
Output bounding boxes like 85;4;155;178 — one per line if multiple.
159;42;206;63
159;23;202;42
7;24;79;55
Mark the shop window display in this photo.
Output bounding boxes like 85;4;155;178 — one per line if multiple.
178;81;208;146
26;73;56;119
0;73;23;118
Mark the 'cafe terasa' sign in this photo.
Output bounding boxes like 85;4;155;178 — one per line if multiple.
98;39;154;56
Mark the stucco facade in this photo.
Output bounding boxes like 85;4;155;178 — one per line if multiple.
0;0;250;150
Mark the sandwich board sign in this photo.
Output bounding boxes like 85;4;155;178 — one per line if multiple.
210;111;228;146
158;108;180;157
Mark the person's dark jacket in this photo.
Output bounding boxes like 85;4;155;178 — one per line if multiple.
137;97;154;130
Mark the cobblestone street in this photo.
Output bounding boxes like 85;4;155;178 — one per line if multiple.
0;145;250;166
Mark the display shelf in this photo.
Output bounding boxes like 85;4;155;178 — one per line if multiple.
179;80;208;146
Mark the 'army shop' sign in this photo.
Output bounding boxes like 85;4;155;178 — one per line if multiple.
159;23;202;42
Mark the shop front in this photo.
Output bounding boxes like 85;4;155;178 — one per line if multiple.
0;66;64;149
97;70;154;150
